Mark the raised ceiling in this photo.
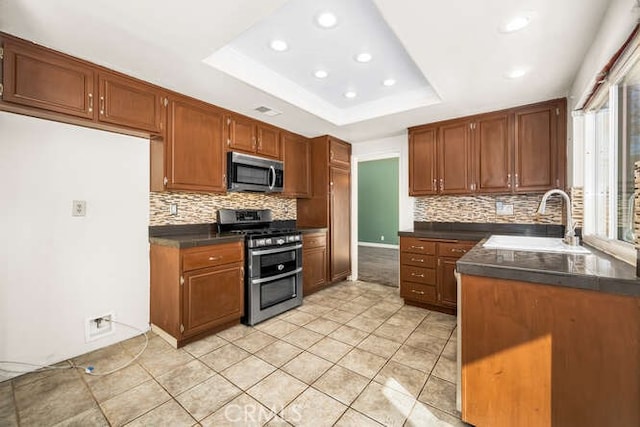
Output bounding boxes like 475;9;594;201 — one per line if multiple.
0;0;611;142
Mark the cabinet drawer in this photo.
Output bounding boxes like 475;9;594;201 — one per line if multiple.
303;232;326;249
438;242;476;258
400;265;436;285
400;237;436;255
401;282;437;304
182;242;243;271
400;252;435;268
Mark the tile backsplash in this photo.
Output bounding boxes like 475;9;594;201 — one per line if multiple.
414;193;564;224
150;192;296;225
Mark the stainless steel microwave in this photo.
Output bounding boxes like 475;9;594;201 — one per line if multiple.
227;152;284;193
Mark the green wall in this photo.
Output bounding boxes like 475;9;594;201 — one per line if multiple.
358;158;399;245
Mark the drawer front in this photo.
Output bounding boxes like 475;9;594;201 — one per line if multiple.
401;281;437;304
400;252;436;268
182;242;243;271
303;232;326;249
400;237;436;255
438;241;476;258
400;265;436;285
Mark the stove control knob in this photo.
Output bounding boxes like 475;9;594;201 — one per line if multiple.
257;238;266;247
265;238;272;246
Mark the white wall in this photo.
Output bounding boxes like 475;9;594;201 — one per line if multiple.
0;112;150;380
350;133;414;279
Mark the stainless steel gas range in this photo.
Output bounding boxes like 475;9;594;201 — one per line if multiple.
217;209;302;325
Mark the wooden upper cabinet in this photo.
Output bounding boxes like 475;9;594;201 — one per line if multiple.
329;137;351;168
438;121;472;194
165;97;226;192
409;127;438;195
474;113;512;193
282;132;310;198
97;72;164;133
256;125;281;159
2;39;95;119
226;114;256;153
514;102;559;192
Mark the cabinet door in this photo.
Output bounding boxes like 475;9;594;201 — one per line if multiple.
514;103;558;192
329;138;351;168
437;257;458;308
330;167;351;281
302;246;327;294
282;133;310;197
166;97;226;192
475;113;512;193
2;39;95;119
438;121;472;194
409;128;438;195
257;125;281;159
227;115;256;153
182;264;244;337
98;73;163;133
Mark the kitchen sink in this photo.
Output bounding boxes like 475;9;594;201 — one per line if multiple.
483;235;591;254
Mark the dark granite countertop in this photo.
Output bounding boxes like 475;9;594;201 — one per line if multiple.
398;222;565;242
457;237;640;298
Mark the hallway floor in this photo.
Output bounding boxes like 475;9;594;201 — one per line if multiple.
358;245;399;287
0;281;466;427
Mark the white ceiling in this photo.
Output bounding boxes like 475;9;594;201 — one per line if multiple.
0;0;611;143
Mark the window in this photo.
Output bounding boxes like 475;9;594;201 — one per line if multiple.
581;34;640;262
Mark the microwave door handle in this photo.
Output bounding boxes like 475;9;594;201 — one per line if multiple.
269;165;276;190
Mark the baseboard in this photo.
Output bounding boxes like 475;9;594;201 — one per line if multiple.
358;242;399;249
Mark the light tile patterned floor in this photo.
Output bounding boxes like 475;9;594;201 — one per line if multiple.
0;280;469;427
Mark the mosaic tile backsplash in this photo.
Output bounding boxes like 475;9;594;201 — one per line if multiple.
414;193;564;225
150;192;296;225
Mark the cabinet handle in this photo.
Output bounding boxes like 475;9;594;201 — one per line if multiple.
515;174;519;188
252;136;257;149
439;178;444;191
410;257;424;263
411;273;425;278
507;173;511;188
330;150;334;160
451;248;467;253
99;96;105;115
470;183;475;191
410;245;424;250
227;138;231;146
223;173;226;183
88;93;93;113
208;256;221;261
432;179;436;191
411;289;425;295
163;176;168;186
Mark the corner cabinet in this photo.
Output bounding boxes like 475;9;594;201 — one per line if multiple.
152;96;226;193
297;136;351;284
150;240;244;348
400;236;476;314
408;98;566;195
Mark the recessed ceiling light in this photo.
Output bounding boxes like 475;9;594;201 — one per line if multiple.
500;15;532;33
314;70;328;79
505;68;527;79
383;79;396;87
270;39;288;52
344;91;357;99
355;52;372;63
316;12;337;28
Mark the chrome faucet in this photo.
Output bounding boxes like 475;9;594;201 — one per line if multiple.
536;189;579;246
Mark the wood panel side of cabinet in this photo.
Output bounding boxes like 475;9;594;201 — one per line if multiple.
98;72;164;133
409;128;438;195
330;166;351;281
461;274;640;427
474;113;512;193
438;121;472;194
166;97;226;192
150;244;181;337
2;38;96;119
282;132;310;198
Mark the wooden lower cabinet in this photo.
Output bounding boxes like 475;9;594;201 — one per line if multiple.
461;274;640;427
150;240;244;348
302;232;327;295
400;236;476;314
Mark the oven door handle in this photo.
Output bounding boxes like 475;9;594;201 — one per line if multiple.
251;267;302;285
250;244;302;256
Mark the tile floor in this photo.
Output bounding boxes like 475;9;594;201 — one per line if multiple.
0;280;469;427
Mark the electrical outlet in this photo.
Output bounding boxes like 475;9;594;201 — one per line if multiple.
496;201;514;216
169;204;178;216
72;200;86;217
85;312;115;342
381;235;385;241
